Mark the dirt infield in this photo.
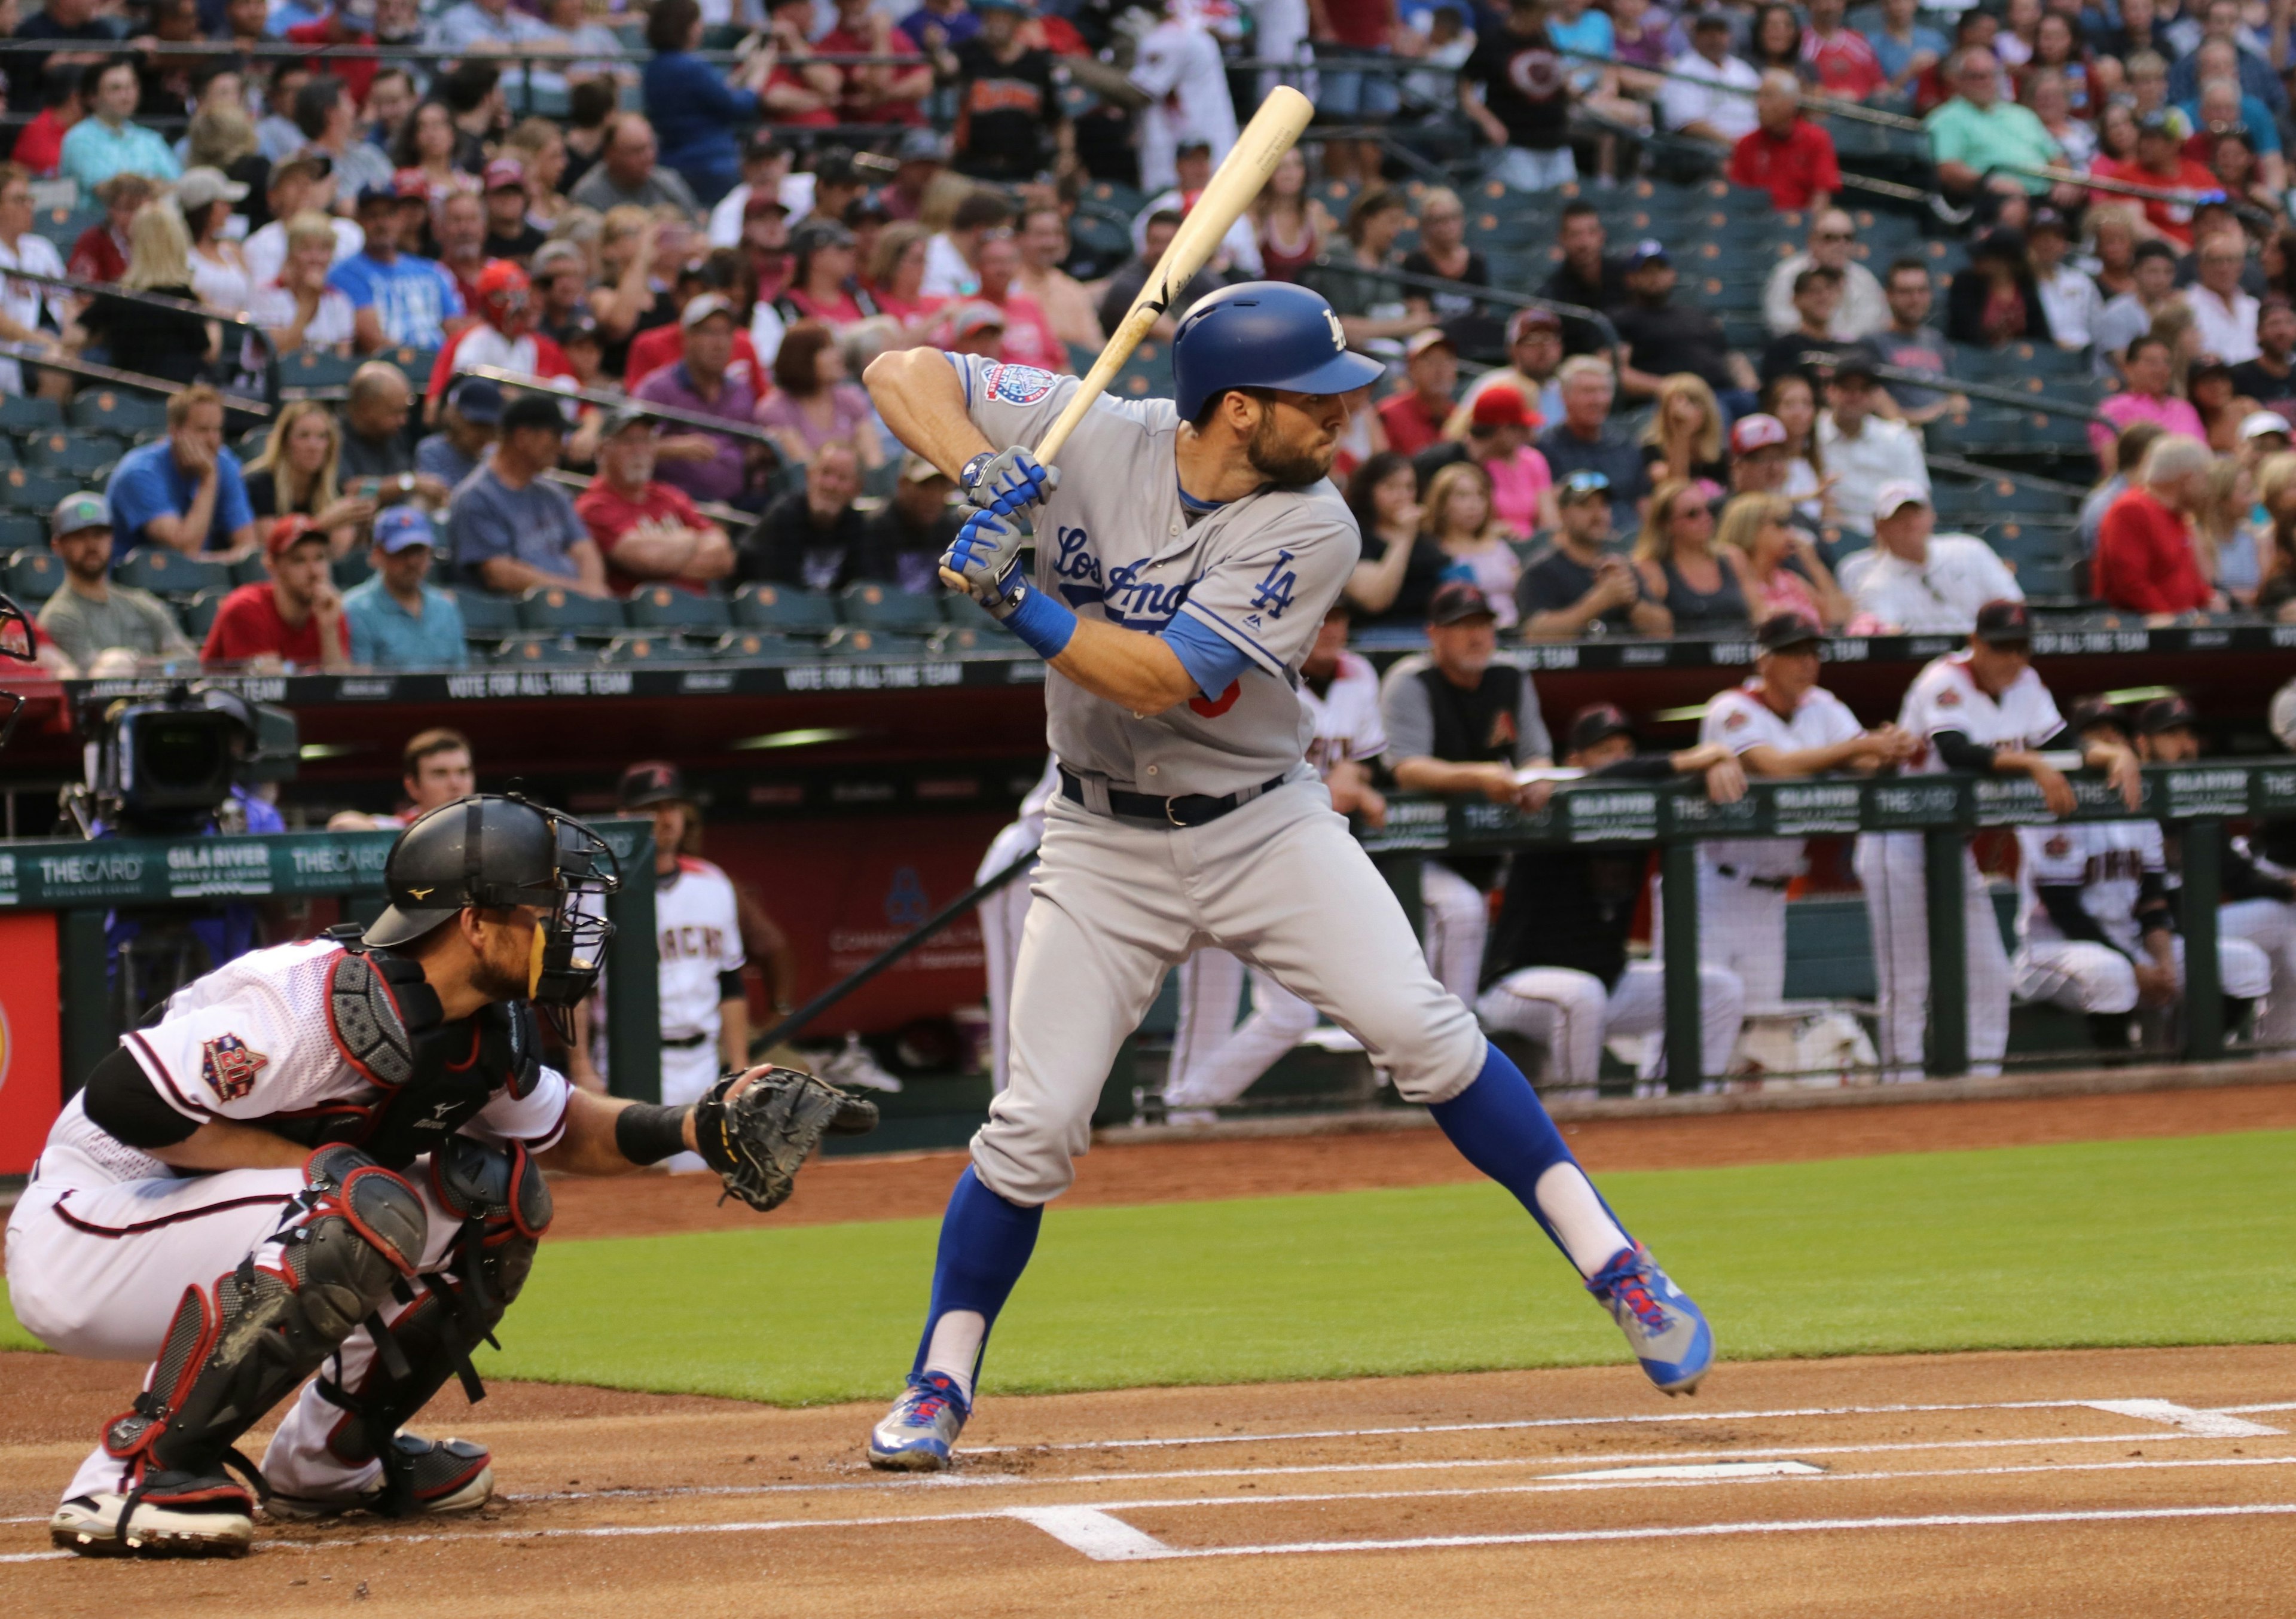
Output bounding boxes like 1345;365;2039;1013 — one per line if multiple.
546;1079;2296;1240
3;1345;2292;1617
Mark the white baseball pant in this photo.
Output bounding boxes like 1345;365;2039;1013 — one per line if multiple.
1475;961;1745;1090
982;780;1486;1205
976;821;1040;1094
1164;948;1319;1110
655;1036;723;1173
5;1150;472;1507
1853;832;2011;1080
1419;860;1490;1006
1696;865;1790;1012
2219;897;2296;1044
2012;931;2273;1013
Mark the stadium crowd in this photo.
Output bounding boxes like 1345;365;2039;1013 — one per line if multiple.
2;0;2296;673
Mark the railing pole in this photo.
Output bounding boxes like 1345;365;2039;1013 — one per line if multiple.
2181;817;2225;1060
1660;839;1703;1093
1923;827;1970;1078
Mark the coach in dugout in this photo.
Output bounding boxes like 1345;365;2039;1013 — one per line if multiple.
1378;580;1553;1004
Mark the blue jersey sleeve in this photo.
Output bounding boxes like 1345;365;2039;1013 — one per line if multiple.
214;453;254;541
1160;610;1253;702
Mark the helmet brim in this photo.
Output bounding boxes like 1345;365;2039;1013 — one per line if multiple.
364;903;461;949
1270;348;1385;401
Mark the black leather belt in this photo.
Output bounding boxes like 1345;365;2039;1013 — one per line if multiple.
661;1031;712;1049
1714;864;1791;891
1060;766;1289;828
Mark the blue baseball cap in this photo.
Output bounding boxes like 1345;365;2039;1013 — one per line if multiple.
373;505;436;554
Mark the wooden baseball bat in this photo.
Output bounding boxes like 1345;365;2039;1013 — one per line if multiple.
939;88;1314;595
1032;85;1315;466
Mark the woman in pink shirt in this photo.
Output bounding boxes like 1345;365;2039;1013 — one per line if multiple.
1424;462;1525;627
1717;491;1852;627
2089;334;2207;459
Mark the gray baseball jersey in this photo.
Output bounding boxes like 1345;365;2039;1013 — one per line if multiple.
951;354;1360;798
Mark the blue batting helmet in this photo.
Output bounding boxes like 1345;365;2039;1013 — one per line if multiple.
1170;282;1386;421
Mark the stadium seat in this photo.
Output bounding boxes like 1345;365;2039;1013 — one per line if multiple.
627;583;734;633
70;390;169;435
179;587;228;642
712;629;794;659
332;550;373;590
279;349;365;391
0;396;64;437
929;624;994;655
117;548;231;600
0;468;78;514
841;581;943;633
22;430;122;481
448;589;520;639
230;551;270;587
5;546;62;601
822;626;927;657
941;591;1002;633
33;204;99;251
490;634;594;667
734;582;839;633
518;584;626;637
1081;179;1147;218
600;631;697;664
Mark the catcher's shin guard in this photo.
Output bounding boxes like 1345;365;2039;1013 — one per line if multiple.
314;1138;551;1515
74;1147;423;1553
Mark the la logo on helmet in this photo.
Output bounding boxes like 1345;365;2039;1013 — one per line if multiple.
1325;309;1345;350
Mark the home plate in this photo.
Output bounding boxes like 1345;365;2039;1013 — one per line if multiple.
1539;1461;1829;1483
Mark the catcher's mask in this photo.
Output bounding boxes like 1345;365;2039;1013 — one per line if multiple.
0;590;35;749
367;793;620;1028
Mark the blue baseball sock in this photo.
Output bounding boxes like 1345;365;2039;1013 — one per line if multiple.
1428;1043;1634;1278
911;1166;1043;1392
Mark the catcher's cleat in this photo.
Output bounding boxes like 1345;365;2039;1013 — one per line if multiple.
50;1476;255;1559
265;1434;494;1520
867;1371;970;1471
1586;1244;1714;1396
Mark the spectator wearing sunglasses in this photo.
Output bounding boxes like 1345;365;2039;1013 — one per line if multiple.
1518;471;1674;640
1761;208;1889;341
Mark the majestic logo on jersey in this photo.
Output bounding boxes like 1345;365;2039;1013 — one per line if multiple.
982;362;1058;405
1935;686;1961;708
1724;707;1750;731
1248;550;1298;618
200;1033;268;1102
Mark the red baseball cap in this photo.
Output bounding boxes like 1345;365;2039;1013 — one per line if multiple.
389;167;429;200
1730;413;1788;456
265;515;323;557
482;157;526;193
1471;384;1537;430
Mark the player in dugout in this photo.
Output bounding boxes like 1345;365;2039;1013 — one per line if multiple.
328;728;477;832
1475;702;1752;1098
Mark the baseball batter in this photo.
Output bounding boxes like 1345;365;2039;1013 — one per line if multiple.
1853;601;2142;1080
1696;614;1914;1012
859;283;1712;1471
1164;597;1388;1120
3;796;872;1559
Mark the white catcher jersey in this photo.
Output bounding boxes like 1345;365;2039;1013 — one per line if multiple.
950;353;1358;798
1896;650;2064;773
655;856;746;1040
2017;820;2164;955
39;939;573;1189
1302;649;1387;774
1700;678;1866;879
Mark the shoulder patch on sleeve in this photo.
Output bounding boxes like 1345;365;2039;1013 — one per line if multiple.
199;1033;270;1102
981;362;1059;405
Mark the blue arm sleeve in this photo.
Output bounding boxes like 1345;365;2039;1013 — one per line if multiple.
1161;610;1254;701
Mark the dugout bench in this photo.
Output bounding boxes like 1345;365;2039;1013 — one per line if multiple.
0;819;661;1176
1363;762;2296;1089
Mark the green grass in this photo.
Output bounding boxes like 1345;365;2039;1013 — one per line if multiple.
7;1131;2293;1406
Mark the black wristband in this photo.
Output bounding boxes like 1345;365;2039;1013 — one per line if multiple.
614;1102;693;1166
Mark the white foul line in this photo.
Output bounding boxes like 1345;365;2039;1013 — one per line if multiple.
2084;1400;2284;1438
1003;1506;1170;1562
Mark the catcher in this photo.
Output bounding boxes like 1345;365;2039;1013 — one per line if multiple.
3;793;875;1560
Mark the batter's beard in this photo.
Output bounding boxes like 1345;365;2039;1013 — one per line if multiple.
1245;410;1333;487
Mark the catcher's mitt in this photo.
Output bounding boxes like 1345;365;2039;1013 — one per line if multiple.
692;1065;879;1212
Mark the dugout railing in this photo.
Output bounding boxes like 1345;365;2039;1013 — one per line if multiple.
0;815;662;1143
1362;760;2296;1093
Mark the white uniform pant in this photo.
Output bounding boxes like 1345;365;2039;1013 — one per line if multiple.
1164;948;1319;1110
1476;960;1745;1087
976;821;1040;1094
2219;897;2296;1044
1697;865;1790;1012
1250;0;1312;100
657;1034;723;1172
984;780;1485;1205
2013;931;2273;1013
5;1155;473;1507
1419;860;1490;1006
1854;832;2011;1080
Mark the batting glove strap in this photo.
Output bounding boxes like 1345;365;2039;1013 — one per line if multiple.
958;446;1059;517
